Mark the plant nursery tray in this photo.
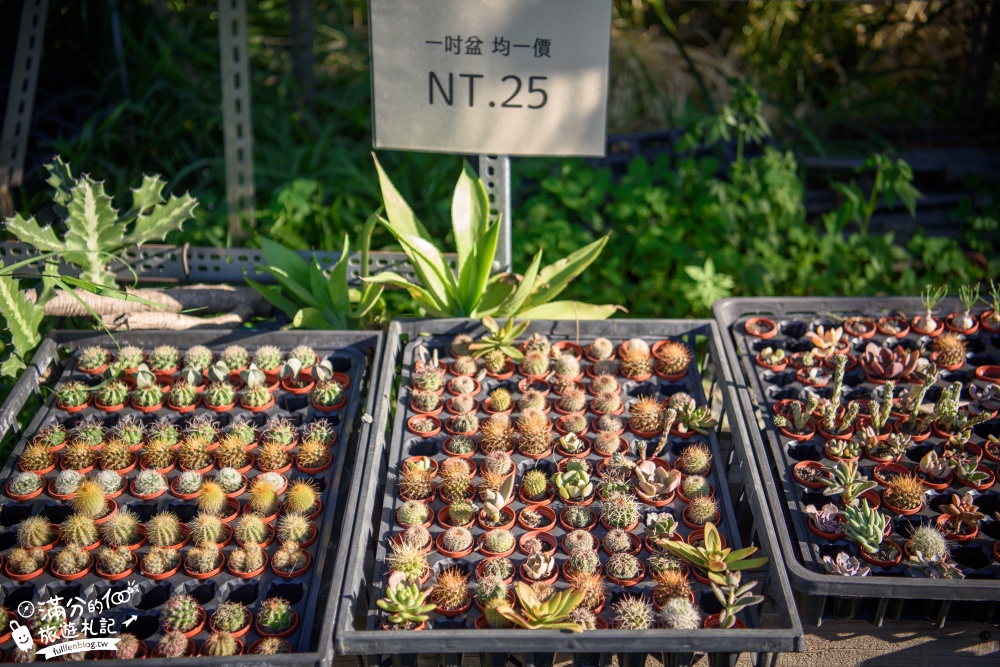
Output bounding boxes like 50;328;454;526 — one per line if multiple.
0;329;382;665
334;319;802;661
714;297;1000;626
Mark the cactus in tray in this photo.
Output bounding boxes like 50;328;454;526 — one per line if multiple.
447;436;477;457
113;345;143;369
188;513;225;547
52;545;92;576
97;546;134;575
452;355;478;377
555;388;587;415
93;469;122;496
130;468;167;497
659;596;701;630
227;514;266;548
176;438;211;472
397;500;430;527
841;500;890;555
215;345;248;371
132;373;163;411
203;380;236;409
94;378;129;407
164;379;197;408
514;409;551;456
480;414;513;454
612;594;656;630
450;394;476;415
654;340;692;376
249;344;282;371
618;338;652;379
114;633;143;660
142;546;180;576
181;344;213;371
17;516;55;548
196;480;229;517
272;541;309;574
213;601;248;633
568;549;600;575
210;437;247;471
169;470;202;496
520;469;549;501
940;492;986;534
248;478;281;516
70;479;107;519
256;441;290;472
603;528;631;554
583;336;611;361
652;569;692;608
447;500;475;527
146;512;183;548
228;543;267;574
908;524;948;559
449;411;480;435
20;443;57;472
156;631;192;657
77;345;111;372
56;381;90;409
483;529;515;554
488;387;512;413
97;437;132;471
644;512;679;546
286;479;320;515
399;465;436;502
553;353;580;378
521;350;549;377
592;391;622;415
51;470;83;497
606;552;641;581
34;422;68;450
885;474;926;511
481;473;514;524
378;576;435;630
146;417;180;446
411;389;441;413
686;496;719;526
629;395;663;434
279;513;313;543
431;567;471;612
263;415;297;447
412;365;444;392
185;545;222;574
147;345;180;372
6;547;45;575
162;594;202;633
99;509;140;548
439;527;473;554
9;471;43;497
201;631;238;657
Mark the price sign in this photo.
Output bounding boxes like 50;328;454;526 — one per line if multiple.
370;0;612;157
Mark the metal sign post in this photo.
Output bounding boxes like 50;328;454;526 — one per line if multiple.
369;0;612;273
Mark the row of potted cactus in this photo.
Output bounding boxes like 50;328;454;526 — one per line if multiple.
377;323;769;633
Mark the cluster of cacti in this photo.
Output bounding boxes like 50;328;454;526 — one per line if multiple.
687;496;719;525
9;471;43;497
516;409;552;455
440;527;474;553
146;512;184;547
56;381;90;408
101;509;141;547
272;541;309;573
53;545;92;575
6;547;45;574
96;380;129;407
186;545;222;574
655;340;692;376
612;594;655;629
603;528;632;554
227;543;266;574
141;546;180;575
97;545;134;574
17;516;55;548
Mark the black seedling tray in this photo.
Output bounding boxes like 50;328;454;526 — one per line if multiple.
0;329;383;666
714;297;1000;627
334;319;802;666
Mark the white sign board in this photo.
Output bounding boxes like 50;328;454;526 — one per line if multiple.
370;0;612;157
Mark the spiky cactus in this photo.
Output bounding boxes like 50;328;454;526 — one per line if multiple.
97;546;134;575
398;500;430;527
71;480;107;518
258;442;291;471
6;547;45;574
197;480;230;516
78;346;111;371
148;417;181;445
606;553;641;580
204;381;236;408
655;340;692;376
52;545;91;576
162;594;201;633
563;506;594;529
228;543;266;574
148;345;180;372
588;338;614;361
258;597;294;633
630;395;663;432
99;439;133;472
564;529;594;552
214;467;243;494
659;596;701;629
272;541;308;573
411;389;440;413
556;387;587;414
488;387;512;412
101;509;141;547
234;513;269;545
167;381;198;408
431;567;470;611
217;345;248;370
296;439;329;470
600;493;640;528
114;633;144;660
53;469;83;495
593;431;620;457
613;595;655;630
61;442;94;472
249;345;281;371
932;333;967;367
412;366;444;392
94;469;124;494
189;513;225;547
686;496;719;526
179;438;213;472
603;528;631;554
185;545;222;574
97;380;129;407
9;471;43;497
114;345;143;369
17;516;55;548
56;381;90;408
228;416;259;444
521;351;549;376
483;529;515;554
677;442;712;475
146;512;183;547
278;514;312;543
447;499;475;526
142;546;180;575
440;527;473;553
285;479;319;514
156;631;191;658
313;380;343;406
449;412;480;434
213;601;248;633
681;475;711;499
520;469;549;500
516;409;552;456
886;474;926;511
249;478;281;516
19;443;56;472
480;414;514;454
568;549;600;575
399;465;436;501
451;376;477;396
452;356;478;376
909;525;949;558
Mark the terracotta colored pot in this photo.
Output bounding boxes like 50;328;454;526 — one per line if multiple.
935;514;979;542
881;490;922;516
184;555;225;580
844;317;877;340
858;544;902;568
4;554;48;581
703;614;746;629
435;532;474;559
558;507;597;532
876;316;910;338
516;505;556;532
744;317;777;339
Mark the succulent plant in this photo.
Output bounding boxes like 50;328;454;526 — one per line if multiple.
6;547;45;574
52;544;92;575
226;542;266;574
429;567;470;613
553;353;580;378
654;340;692;376
97;545;134;575
156;630;192;658
211;601;248;634
94;470;123;495
59;513;97;547
681;474;711;499
480;528;513;554
820;459;877;507
93;377;128;407
276;514;311;545
185;545;222;574
272;541;309;573
394;500;428;528
841;500;889;555
550;463;592;504
68;479;106;518
312;379;343;407
606;552;641;580
200;380;234;408
940;492;986;534
17;516;55;548
20;442;56;472
48;469;80;498
521;350;549;377
251;637;289;655
612;594;655;630
907;551;966;579
140;546;180;575
437;526;471;553
635;460;682;499
146;511;183;547
412;364;444;392
9;471;43;497
162;594;202;633
602;528;631;554
918;450;955;480
248;478;281;516
821;552;870;576
186;512;224;547
583;337;611;361
113;633;144;660
94;509;139;549
284;479;319;515
521;550;555;581
56;381;90;408
482;386;511;412
659;595;701;629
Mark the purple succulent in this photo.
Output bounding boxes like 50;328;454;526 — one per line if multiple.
860;343;919;381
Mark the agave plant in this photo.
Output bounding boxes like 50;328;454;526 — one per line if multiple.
363;157;618;319
495;581;584;631
660;522;769;585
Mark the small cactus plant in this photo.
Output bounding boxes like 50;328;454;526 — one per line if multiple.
452;355;478;376
197;480;230;516
20;443;57;471
100;509;141;547
253;345;284;371
167;381;199;408
204;381;237;408
483;529;515;554
249;478;281;516
681;474;711;499
258;597;295;633
431;567;471;611
886;474;926;511
612;594;655;630
603;528;632;554
313;379;343;406
213;601;249;633
234;513;270;545
563;506;594;529
677;442;712;475
931;333;967;367
142;546;180;575
97;546;134;575
412;389;441;413
183;344;214;371
654;340;692;376
278;513;313;543
447;499;475;526
114;633;144;660
185;545;222;574
52;545;92;576
99;438;135;472
156;631;192;658
203;631;239;656
909;524;949;559
6;547;45;575
116;345;144;369
440;527;473;553
162;594;202;633
686;496;719;526
179;438;213;472
96;380;129;407
215;466;244;493
568;548;600;575
148;345;180;372
606;552;641;581
78;346;111;371
56;381;90;408
397;500;430;527
17;516;55;548
146;512;183;547
71;480;108;518
659;596;701;629
516;409;552;456
258;442;291;471
228;543;267;574
53;469;83;496
60;514;98;547
520;469;549;501
521;350;549;376
272;541;308;573
588;337;614;361
285;479;320;514
94;469;125;494
219;345;249;370
189;513;226;547
9;471;43;497
488;387;512;412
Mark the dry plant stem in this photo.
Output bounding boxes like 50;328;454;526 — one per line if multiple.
104;310;252;331
26;286;271;317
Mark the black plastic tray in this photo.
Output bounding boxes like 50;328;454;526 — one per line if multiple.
334;319;802;665
0;330;383;666
714;297;1000;627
